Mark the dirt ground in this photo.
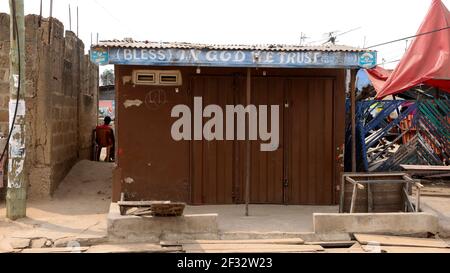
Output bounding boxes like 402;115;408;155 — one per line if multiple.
416;181;450;239
0;160;113;244
417;181;450;197
1;161;449;252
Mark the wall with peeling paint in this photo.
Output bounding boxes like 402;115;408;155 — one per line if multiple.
0;13;99;199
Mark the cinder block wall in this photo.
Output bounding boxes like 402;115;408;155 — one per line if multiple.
0;13;99;198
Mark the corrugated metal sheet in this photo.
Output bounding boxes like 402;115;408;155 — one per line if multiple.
95;39;368;52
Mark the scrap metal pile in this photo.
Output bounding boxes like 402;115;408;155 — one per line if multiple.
346;97;450;172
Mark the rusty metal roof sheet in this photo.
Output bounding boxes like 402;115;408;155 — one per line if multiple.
94;39;368;52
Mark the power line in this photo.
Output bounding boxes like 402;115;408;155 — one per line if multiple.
92;0;134;36
378;59;400;66
366;26;450;49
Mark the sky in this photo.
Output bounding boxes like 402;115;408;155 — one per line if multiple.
0;0;449;72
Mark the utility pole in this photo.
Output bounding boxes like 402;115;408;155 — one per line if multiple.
6;0;27;220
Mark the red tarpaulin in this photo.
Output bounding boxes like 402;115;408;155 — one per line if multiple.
368;0;450;98
366;66;392;92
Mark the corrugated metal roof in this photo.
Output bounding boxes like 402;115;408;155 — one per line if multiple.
94;39;369;52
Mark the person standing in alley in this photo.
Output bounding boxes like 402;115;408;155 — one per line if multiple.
95;116;115;162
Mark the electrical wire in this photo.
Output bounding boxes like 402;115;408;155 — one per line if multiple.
0;0;22;163
365;26;450;49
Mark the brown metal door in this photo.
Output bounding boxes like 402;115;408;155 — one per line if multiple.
117;83;190;202
285;78;335;205
191;76;236;204
248;77;284;204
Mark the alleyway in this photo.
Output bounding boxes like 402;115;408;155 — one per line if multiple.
0;160;113;249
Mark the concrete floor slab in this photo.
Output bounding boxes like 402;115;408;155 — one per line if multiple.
185;205;338;233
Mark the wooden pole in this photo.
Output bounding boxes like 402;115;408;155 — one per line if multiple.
245;68;251;217
6;0;27;220
350;70;357;172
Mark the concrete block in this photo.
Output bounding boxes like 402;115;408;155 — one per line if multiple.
107;203;219;243
10;238;31;249
31;238;47;249
314;213;439;235
219;231;351;242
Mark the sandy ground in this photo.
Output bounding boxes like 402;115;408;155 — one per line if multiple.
0;160;113;242
1;159;449;252
417;182;450;238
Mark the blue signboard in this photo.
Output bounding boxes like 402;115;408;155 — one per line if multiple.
358;52;377;69
91;47;377;69
90;47;109;65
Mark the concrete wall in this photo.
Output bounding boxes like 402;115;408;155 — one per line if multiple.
0;14;99;198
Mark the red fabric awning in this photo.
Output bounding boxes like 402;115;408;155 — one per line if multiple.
371;0;450;98
366;66;392;92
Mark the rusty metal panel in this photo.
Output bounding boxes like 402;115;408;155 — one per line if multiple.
191;76;236;204
248;78;284;204
286;78;335;205
116;66;190;202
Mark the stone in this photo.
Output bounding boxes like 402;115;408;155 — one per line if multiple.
45;239;53;247
10;238;31;249
31;238;47;249
54;236;107;248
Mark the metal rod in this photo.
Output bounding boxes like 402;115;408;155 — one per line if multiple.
245;68;251;217
76;6;79;36
39;0;42;27
350;70;357;172
68;4;71;31
48;0;53;44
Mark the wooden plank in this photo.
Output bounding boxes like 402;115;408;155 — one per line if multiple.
368;184;373;212
118;201;164;207
354;234;449;249
163;238;304;246
21;247;89;253
374;246;450;253
86;243;181;253
347;180;409;184
343;172;407;177
401;165;450;171
183;244;324;253
425;172;450;179
325;248;367;253
350;183;358;213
